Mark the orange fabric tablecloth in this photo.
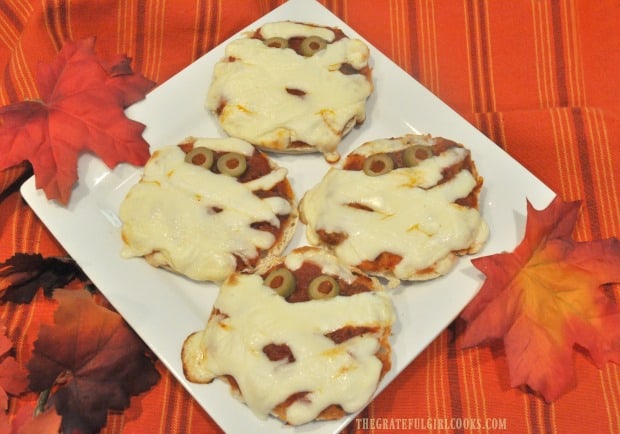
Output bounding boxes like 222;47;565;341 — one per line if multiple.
1;0;619;433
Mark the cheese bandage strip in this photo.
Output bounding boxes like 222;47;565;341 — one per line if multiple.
118;138;294;282
182;248;394;425
206;21;373;162
299;135;489;281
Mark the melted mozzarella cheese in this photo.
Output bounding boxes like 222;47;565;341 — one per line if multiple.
206;22;372;161
284;246;357;281
183;271;394;425
300;145;489;280
119;142;292;282
258;21;336;42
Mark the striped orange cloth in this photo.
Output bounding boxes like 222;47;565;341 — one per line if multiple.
1;0;619;433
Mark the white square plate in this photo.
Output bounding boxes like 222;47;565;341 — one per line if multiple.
21;0;555;432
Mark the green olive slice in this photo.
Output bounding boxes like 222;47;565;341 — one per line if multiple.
264;267;296;298
184;146;214;169
263;37;288;49
308;275;340;300
362;153;394;176
300;36;327;56
217;152;247;177
403;145;433;167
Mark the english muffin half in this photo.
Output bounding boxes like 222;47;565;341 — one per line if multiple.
119;136;298;282
206;21;374;163
299;134;489;284
182;246;394;425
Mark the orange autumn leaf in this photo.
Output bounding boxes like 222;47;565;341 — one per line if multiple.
0;37;154;205
12;406;62;434
460;196;620;402
0;325;29;411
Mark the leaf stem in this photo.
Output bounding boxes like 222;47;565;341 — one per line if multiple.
34;388;51;416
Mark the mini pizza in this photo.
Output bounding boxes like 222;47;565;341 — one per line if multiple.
182;246;394;426
118;136;297;282
206;20;374;162
299;134;490;283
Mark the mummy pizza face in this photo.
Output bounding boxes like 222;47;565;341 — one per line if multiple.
206;21;374;162
299;134;490;283
181;247;394;425
118;137;297;282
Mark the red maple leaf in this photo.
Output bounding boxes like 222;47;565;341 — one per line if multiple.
0;253;90;303
27;289;160;433
0;37;154;204
460;196;620;402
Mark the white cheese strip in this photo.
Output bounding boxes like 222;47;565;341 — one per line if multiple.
258;21;336;42
193;136;255;155
184;272;394;425
119;144;291;281
284;246;357;282
206;21;372;160
300;145;489;280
